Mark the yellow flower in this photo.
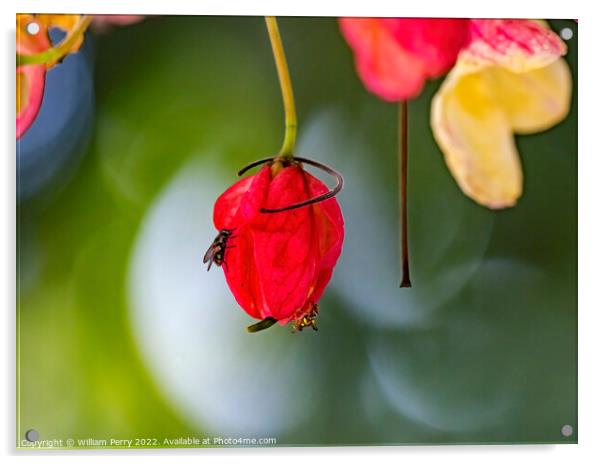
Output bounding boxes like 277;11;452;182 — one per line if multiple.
431;20;572;208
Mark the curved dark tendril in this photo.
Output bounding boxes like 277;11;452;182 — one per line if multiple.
237;157;276;176
236;156;344;214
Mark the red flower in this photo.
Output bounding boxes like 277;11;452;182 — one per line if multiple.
211;160;344;329
339;17;471;101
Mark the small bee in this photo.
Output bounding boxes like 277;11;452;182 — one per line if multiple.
292;304;319;333
203;228;237;271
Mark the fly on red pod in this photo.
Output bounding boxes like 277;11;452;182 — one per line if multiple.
208;156;344;333
205;17;344;332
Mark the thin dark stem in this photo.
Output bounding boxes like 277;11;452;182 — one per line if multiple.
400;100;412;288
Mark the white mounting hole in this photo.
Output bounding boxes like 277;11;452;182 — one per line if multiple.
26;21;40;35
561;424;574;437
560;27;573;40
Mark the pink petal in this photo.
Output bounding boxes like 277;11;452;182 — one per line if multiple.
468;19;567;72
380;18;471;77
16;65;46;138
339;18;428;101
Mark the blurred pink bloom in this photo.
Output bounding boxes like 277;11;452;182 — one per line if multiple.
339;18;471;101
340;17;572;209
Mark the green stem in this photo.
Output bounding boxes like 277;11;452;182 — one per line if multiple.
17;15;93;67
265;16;297;159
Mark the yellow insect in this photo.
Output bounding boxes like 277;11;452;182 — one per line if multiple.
292;304;319;333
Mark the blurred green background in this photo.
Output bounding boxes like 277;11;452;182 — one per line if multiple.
17;16;577;447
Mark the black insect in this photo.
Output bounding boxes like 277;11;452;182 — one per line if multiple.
203;228;237;271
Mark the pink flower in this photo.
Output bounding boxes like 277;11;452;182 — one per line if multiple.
340;18;572;208
339;18;471;101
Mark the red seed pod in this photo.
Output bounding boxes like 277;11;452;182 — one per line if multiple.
212;158;344;329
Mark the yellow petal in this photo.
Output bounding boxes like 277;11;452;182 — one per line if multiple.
34;14;86;66
431;49;572;209
432;62;523;209
430;19;572;209
35;14;81;32
492;59;572;134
